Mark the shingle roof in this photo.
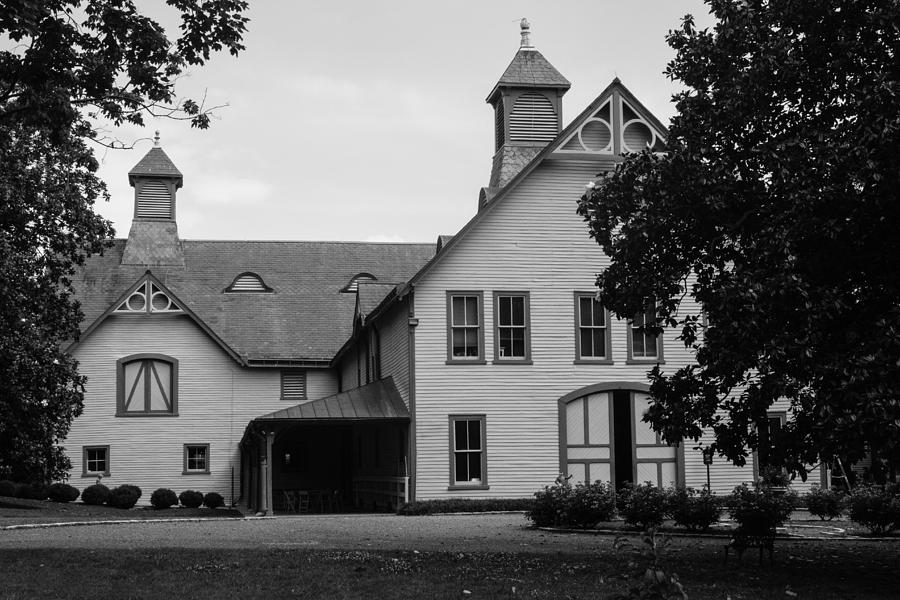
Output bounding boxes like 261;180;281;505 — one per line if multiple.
72;240;435;362
486;48;570;102
128;147;183;182
253;377;408;421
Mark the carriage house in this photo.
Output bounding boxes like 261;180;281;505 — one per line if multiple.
65;22;826;513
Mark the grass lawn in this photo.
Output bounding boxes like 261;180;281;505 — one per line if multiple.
3;535;898;599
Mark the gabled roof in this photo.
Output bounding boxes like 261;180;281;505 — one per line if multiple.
486;48;571;103
72;240;435;364
128;147;183;183
252;377;408;422
403;78;668;292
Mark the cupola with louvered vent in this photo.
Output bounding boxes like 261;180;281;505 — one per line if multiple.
484;19;570;192
121;133;185;266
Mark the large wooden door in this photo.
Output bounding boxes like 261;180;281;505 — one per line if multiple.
562;390;677;488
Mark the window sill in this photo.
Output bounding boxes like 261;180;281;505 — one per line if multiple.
116;412;179;417
182;471;210;475
573;359;614;365
491;359;533;365
82;472;110;478
445;359;487;365
625;359;664;365
447;484;490;491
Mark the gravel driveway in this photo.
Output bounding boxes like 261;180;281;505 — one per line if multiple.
0;513;614;554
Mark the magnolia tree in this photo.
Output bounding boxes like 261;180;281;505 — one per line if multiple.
577;0;900;480
0;1;249;482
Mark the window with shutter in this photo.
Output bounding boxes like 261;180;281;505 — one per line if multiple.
281;370;306;402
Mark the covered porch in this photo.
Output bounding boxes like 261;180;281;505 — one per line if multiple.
240;378;410;515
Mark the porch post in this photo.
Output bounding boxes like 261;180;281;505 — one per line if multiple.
264;431;276;515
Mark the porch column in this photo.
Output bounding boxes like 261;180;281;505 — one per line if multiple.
264;431;276;515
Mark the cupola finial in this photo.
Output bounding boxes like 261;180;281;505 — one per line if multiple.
519;18;533;49
153;130;160;147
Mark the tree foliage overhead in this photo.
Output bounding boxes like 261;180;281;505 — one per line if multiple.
577;0;900;477
0;0;248;482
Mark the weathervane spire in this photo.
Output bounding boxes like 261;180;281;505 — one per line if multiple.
153;130;160;147
520;18;533;49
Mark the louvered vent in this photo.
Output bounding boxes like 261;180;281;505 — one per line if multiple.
228;273;269;292
495;100;505;150
136;180;172;219
509;92;557;143
281;370;306;402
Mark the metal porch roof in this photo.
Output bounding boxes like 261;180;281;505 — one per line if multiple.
252;377;409;422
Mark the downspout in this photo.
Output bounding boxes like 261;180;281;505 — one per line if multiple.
407;287;418;502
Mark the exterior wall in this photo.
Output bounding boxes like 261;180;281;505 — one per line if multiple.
66;314;338;505
411;158;716;499
376;299;412;405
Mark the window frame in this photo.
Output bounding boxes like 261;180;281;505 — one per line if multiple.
626;302;664;364
492;291;532;364
183;443;211;475
82;445;110;477
573;292;613;364
448;415;489;490
446;291;486;364
116;353;179;417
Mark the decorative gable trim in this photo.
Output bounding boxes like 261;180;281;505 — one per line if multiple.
224;272;272;293
69;270;245;366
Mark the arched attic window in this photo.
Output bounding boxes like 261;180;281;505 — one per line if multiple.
341;273;377;293
224;272;272;293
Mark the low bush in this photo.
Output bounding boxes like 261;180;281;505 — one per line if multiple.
847;484;900;534
728;483;796;535
48;483;80;503
119;484;142;500
150;488;178;509
804;485;846;521
617;482;671;529
0;480;18;497
203;492;225;509
107;485;141;509
668;486;721;531
398;497;532;515
18;483;49;500
179;490;204;509
527;476;616;529
81;483;110;505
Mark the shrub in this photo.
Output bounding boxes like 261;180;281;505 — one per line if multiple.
119;484;142;500
203;492;225;509
150;488;178;509
18;483;49;500
0;480;18;497
527;476;615;528
179;490;204;508
847;484;900;534
81;483;110;505
616;482;671;529
107;485;141;509
728;483;796;535
668;486;722;531
804;485;846;521
398;497;532;515
48;483;80;503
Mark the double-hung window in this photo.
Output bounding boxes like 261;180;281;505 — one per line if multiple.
117;354;178;416
493;292;531;363
449;415;487;488
628;302;663;362
447;292;484;363
183;444;210;474
574;293;611;362
83;446;110;477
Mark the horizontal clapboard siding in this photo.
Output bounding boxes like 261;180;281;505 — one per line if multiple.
67;316;337;504
378;300;412;406
412;158;709;499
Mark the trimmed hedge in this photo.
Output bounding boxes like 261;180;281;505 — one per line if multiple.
82;483;110;505
804;485;846;521
203;492;225;509
0;480;18;497
527;477;616;528
728;483;797;535
617;482;670;529
847;483;900;534
48;483;80;503
150;488;178;509
107;485;141;509
179;490;204;508
397;497;533;515
668;486;721;531
18;483;49;500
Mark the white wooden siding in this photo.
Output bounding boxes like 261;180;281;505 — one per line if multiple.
411;158;708;499
67;315;337;505
377;300;411;406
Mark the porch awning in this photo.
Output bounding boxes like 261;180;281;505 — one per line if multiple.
252;377;409;422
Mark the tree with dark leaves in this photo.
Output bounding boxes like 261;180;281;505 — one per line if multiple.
577;0;900;480
0;1;248;482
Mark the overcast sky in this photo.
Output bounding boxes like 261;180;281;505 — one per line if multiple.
94;1;714;243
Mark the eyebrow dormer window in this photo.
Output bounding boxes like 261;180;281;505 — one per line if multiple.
225;272;272;293
341;273;377;293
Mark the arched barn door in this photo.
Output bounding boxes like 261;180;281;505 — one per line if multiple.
561;387;678;490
